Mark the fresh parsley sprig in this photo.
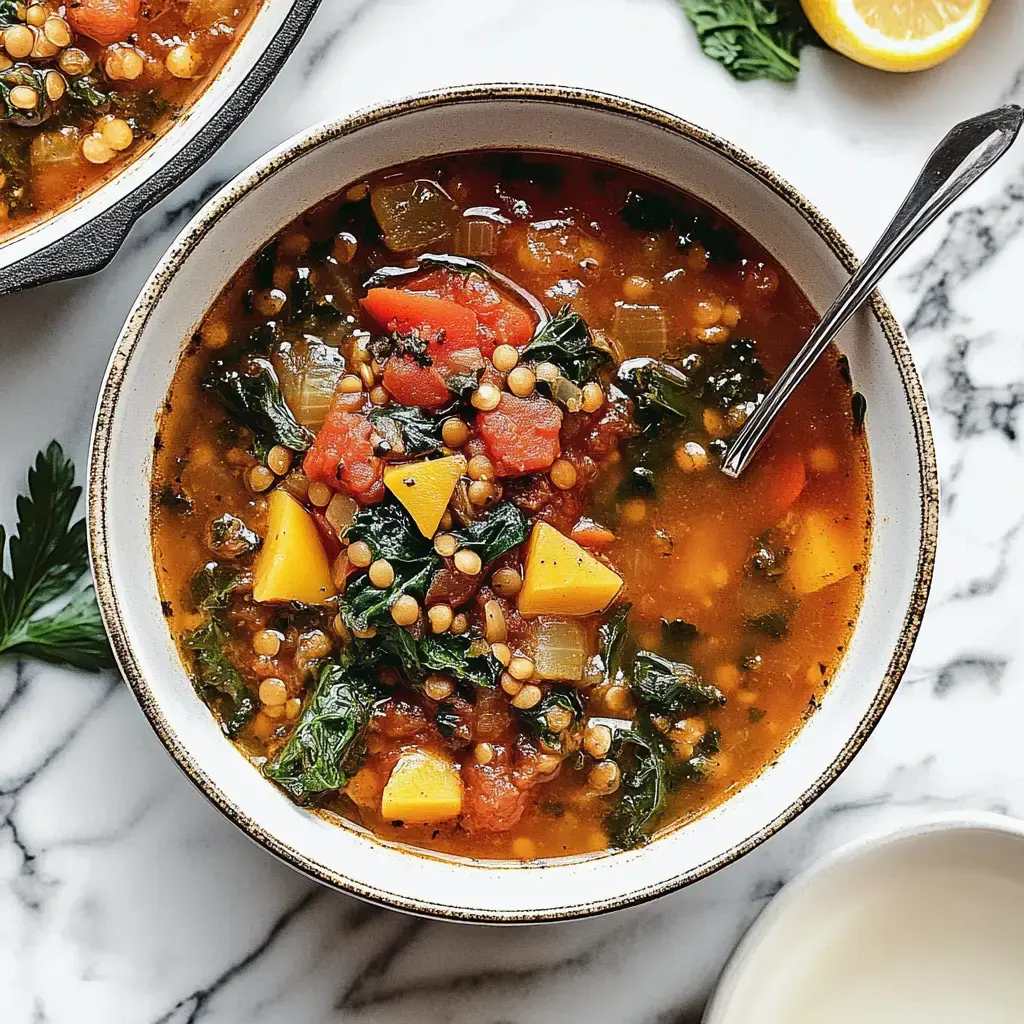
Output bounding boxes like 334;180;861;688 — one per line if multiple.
678;0;816;83
0;442;113;671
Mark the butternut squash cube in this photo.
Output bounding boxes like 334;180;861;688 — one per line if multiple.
518;522;623;617
252;489;336;605
383;454;467;538
786;511;859;595
380;748;464;822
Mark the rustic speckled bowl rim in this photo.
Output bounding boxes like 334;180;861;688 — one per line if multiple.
88;84;939;924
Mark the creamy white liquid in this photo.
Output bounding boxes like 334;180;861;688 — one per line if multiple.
718;843;1024;1024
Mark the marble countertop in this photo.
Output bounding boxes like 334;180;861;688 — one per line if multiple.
4;1;1024;1020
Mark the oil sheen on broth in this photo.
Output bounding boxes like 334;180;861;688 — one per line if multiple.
151;153;871;860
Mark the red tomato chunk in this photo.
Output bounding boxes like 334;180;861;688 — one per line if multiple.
478;393;563;476
304;410;384;503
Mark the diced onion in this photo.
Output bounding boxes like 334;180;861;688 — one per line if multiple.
611;302;668;358
30;126;80;169
453;217;498;257
445;346;484;376
370;179;461;252
272;337;346;431
531;618;588;681
325;492;356;536
551;377;583;413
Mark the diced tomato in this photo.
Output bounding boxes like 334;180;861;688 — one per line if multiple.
460;756;528;834
761;450;807;517
68;0;141;45
361;289;479;348
312;512;342;562
571;517;616;548
381;357;450;409
405;270;534;352
477;393;562;476
303;410;384;503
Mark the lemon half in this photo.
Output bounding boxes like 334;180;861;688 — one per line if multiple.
801;0;992;72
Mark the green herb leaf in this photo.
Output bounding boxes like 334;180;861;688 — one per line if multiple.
368;404;449;457
204;357;313;453
0;442;113;672
615;358;704;433
520;305;610;382
631;650;725;714
516;684;584;752
598;602;633;684
341;498;440;631
265;657;387;799
678;0;813;83
605;718;671;849
183;619;257;737
360;625;501;689
208;513;261;558
190;563;247;611
451;501;528;565
435;701;462;738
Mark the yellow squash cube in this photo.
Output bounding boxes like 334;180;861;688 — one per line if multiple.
252;489;336;605
383;454;467;538
380;748;464;823
786;511;859;595
518;521;623;617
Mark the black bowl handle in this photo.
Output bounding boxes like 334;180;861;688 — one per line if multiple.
0;0;323;297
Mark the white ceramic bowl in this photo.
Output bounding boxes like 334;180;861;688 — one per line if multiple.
704;814;1024;1022
88;86;938;923
0;0;321;295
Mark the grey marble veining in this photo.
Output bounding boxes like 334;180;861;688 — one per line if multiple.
3;0;1024;1020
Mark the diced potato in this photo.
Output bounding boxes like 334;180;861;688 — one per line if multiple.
252;490;336;605
380;748;464;823
518;522;623;617
786;511;858;595
383;455;467;538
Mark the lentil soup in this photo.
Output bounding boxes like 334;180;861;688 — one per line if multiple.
151;153;871;860
0;0;260;239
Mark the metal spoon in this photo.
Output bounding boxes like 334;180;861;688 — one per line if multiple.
721;104;1024;479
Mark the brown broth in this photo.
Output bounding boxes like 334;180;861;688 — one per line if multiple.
152;152;870;861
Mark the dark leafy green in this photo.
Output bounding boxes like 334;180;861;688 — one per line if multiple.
290;266;344;324
616;358;703;434
451;501;528;565
0;442;113;671
517;684;584;753
435;702;462;738
342;560;435;632
367;330;432;368
678;0;814;83
520;305;609;382
190;563;246;611
342;499;440;631
605;719;672;849
702;338;768;409
0;66;52;127
598;602;633;684
360;625;501;689
204;357;313;453
631;651;726;714
618;190;742;262
265;658;387;798
184;619;256;737
209;513;261;557
368;404;448;457
746;611;789;640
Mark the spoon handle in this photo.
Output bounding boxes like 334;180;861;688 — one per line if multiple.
720;104;1024;480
